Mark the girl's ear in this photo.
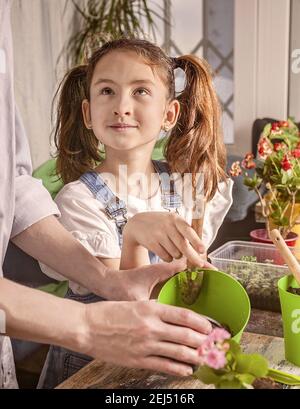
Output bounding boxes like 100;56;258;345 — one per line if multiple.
163;99;180;130
82;99;92;129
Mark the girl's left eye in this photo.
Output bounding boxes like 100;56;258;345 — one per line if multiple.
134;88;149;96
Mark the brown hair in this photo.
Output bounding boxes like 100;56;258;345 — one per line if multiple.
54;38;227;199
165;55;227;200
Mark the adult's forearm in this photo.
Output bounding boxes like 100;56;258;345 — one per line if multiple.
0;277;87;353
11;215;116;298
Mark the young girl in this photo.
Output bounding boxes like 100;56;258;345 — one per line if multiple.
38;38;233;388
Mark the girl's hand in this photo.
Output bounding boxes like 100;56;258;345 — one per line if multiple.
122;212;208;267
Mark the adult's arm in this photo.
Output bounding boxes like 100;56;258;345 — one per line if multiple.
0;277;212;377
12;215;188;301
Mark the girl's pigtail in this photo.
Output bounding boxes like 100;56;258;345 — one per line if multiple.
165;55;227;200
53;65;101;184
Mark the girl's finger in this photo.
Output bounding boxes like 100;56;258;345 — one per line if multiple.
158;235;183;260
174;217;206;254
151;243;173;262
170;236;206;268
201;260;218;270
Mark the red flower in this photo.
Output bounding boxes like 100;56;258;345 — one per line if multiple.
271;122;280;131
281;154;292;171
279;121;289;128
258;137;273;159
273;142;284;152
242;153;256;169
292;149;300;158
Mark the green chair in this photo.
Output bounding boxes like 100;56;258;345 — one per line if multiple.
33;158;63;200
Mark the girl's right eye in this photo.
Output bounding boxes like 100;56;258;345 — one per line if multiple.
100;87;114;95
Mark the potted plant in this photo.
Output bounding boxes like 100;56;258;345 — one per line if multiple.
63;0;163;66
158;269;251;343
194;327;300;389
229;118;300;244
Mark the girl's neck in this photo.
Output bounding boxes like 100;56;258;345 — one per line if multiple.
94;149;159;200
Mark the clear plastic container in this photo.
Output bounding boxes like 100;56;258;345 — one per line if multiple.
208;241;300;312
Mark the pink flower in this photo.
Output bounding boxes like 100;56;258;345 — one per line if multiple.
197;328;231;370
241;153;256;169
197;339;214;356
229;161;242;177
203;349;227;370
222;342;230;352
209;328;231;343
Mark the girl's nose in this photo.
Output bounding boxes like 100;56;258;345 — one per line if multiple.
113;95;132;116
114;109;131;116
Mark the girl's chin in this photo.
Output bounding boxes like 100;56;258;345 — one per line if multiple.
104;138;157;152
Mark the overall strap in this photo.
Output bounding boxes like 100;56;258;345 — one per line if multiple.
80;171;127;247
152;160;182;211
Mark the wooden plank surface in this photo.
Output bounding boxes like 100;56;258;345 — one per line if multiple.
57;331;300;389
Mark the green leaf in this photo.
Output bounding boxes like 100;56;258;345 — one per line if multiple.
235;373;256;385
268;368;300;386
243;176;261;189
235;353;269;377
177;270;204;305
281;171;288;184
217;378;244;389
240;256;257;263
227;339;241;357
193;366;222;385
262;123;272;138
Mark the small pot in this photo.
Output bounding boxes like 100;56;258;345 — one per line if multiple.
250;229;298;247
278;275;300;367
158;269;251;343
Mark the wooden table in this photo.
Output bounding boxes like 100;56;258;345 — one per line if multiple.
57;309;300;389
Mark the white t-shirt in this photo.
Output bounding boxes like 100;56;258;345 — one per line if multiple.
40;176;233;295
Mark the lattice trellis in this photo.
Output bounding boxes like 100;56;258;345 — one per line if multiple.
160;0;234;137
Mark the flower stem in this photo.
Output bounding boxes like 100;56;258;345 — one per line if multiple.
268;367;300;386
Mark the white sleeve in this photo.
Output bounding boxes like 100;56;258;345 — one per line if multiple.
202;179;233;248
39;184;121;281
11;105;60;238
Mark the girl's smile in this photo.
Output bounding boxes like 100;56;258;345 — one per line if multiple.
109;122;139;132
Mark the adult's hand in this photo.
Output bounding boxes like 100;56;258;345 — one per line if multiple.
83;300;212;377
117;257;216;301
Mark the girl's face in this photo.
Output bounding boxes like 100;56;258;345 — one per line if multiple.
82;50;179;153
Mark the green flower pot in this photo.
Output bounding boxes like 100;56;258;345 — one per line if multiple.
278;275;300;366
158;269;251;343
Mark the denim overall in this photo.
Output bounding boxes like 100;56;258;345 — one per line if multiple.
38;160;182;389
